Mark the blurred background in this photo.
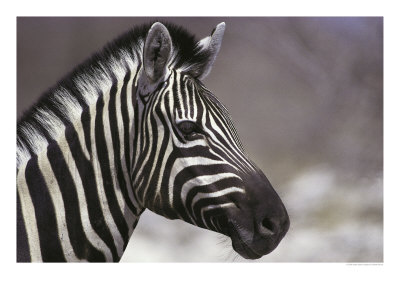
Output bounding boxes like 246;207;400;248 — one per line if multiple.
17;17;383;262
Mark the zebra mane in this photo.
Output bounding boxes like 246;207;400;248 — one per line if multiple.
17;21;210;169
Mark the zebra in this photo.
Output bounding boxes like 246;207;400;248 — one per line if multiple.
17;21;290;262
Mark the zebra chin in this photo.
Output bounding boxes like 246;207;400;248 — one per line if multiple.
213;172;290;259
227;219;287;260
213;212;288;260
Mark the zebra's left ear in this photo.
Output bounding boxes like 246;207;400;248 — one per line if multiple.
191;22;226;80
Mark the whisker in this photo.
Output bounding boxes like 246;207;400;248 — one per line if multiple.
233;253;240;262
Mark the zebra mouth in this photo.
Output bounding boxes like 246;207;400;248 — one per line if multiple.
227;221;262;260
213;213;266;259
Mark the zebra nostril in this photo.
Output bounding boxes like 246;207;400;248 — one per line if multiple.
260;218;276;236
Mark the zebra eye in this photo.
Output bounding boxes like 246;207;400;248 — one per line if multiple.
177;121;197;136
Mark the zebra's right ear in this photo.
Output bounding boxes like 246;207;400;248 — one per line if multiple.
143;22;172;83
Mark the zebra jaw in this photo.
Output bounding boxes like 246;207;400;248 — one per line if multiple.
226;209;289;260
206;173;290;260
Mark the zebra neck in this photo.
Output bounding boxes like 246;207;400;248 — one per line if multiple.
63;68;145;260
17;66;147;262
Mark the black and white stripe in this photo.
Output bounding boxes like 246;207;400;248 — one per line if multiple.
17;21;289;262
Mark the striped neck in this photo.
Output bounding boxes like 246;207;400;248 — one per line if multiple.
17;57;146;262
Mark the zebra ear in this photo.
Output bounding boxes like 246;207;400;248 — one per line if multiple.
143;22;172;83
192;22;226;80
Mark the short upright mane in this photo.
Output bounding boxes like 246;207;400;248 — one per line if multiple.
17;22;207;168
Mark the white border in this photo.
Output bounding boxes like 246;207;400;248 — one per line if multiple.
2;1;398;299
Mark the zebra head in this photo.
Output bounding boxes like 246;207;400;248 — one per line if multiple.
134;22;290;259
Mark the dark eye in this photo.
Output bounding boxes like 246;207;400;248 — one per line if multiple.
177;121;197;135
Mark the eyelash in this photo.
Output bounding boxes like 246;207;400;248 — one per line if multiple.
177;121;200;136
